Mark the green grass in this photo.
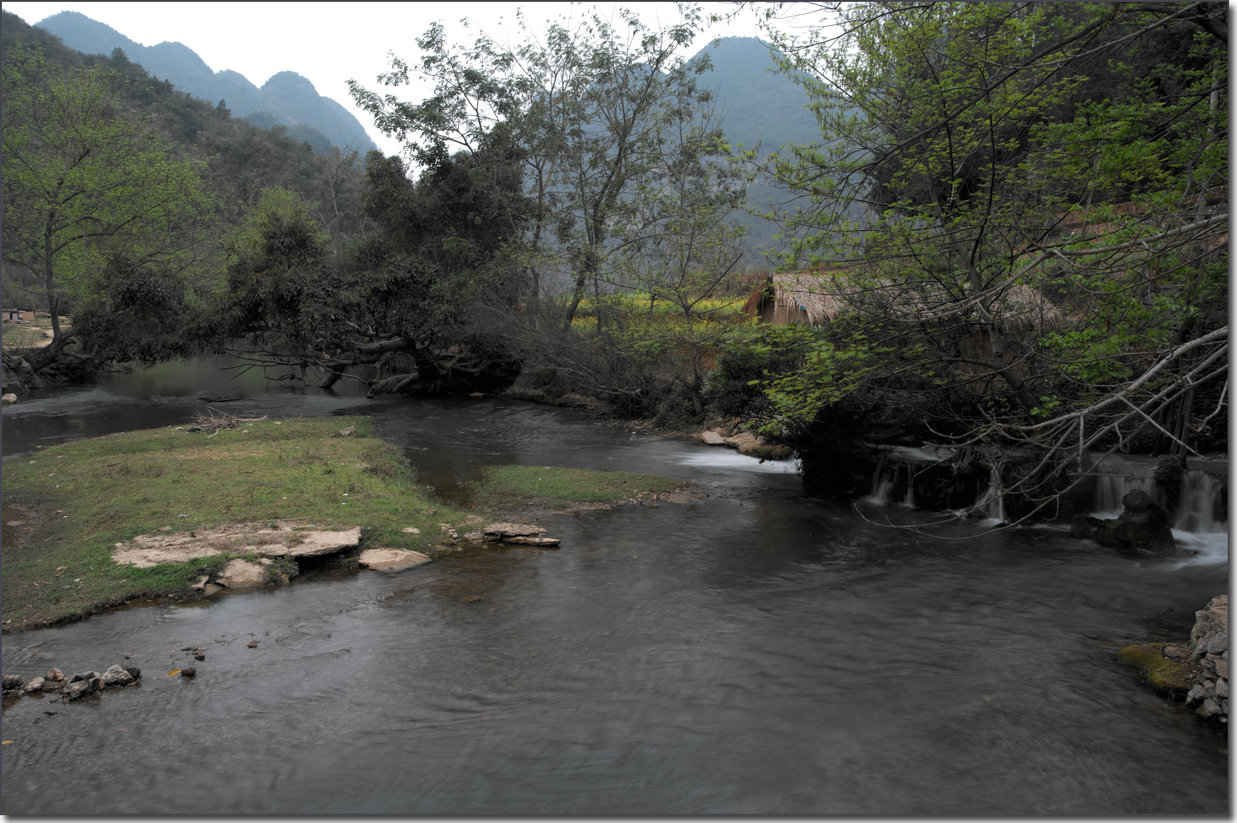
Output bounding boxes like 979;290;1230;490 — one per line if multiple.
1;416;686;630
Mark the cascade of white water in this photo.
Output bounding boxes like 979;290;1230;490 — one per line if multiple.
865;463;895;505
1092;473;1128;515
1174;470;1225;533
977;464;1005;523
900;462;916;508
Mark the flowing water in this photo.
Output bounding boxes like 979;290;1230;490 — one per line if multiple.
0;361;1229;815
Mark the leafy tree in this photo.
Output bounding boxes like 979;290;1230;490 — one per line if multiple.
759;2;1227;520
348;3;740;320
1;43;213;368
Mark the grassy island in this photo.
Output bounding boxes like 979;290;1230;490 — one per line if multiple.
1;416;685;631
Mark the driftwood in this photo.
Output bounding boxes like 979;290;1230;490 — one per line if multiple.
187;408;269;437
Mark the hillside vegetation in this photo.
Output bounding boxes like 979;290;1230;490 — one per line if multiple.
1;2;1227;527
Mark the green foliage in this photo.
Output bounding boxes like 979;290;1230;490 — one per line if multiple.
1;42;214;335
759;1;1227;500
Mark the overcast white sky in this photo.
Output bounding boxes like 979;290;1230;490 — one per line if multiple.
4;2;773;157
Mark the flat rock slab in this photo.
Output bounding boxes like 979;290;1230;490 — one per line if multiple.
701;430;727;445
358;548;432;572
482;522;547;540
113;521;362;567
503;536;560;548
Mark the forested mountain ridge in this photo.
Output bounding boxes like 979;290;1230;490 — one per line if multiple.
0;10;369;314
28;9;377;154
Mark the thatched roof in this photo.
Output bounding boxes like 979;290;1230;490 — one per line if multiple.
756;270;1063;331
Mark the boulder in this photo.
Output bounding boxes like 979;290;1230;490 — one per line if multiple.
701;430;727;446
357;548;432;572
99;665;134;688
1;393;16;405
1070;514;1102;540
1091;489;1176;553
217;559;268;588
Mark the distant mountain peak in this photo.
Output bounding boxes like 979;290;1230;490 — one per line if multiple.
31;11;375;154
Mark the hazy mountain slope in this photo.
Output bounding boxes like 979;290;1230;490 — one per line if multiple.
33;10;376;153
690;37;822;264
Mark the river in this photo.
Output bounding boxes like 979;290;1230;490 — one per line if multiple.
0;359;1229;815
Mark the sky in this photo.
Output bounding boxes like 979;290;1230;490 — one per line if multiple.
3;2;774;158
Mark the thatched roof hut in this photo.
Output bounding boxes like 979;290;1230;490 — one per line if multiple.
743;270;1063;332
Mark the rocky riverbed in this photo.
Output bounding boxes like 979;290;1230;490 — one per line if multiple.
1119;594;1229;723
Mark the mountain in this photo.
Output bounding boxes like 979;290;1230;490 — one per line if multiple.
691;36;820;157
689;37;822;262
32;10;376;154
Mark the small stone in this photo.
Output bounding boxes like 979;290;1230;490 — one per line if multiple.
44;667;64;682
2;674;25;691
1217;678;1229;699
1201;697;1223;717
69;671;100;685
123;666;141;680
22;677;44;694
1216;658;1229;680
63;681;91;701
1163;644;1190;662
248;640;259;648
180;667;196;678
193;650;205;661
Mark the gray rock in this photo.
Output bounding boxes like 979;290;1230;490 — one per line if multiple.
1201;697;1223;717
100;665;134;687
63;681;92;701
1070;515;1102;540
123;666;141;680
44;667;64;682
23;676;45;694
1092;490;1176;553
180;667;196;678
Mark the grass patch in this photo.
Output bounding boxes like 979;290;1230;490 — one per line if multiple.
1;416;471;630
468;464;685;511
2;417;688;631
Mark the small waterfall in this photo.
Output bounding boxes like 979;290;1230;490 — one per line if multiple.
865;463;896;505
900;463;916;508
863;457;920;508
976;463;1005;524
1174;470;1225;533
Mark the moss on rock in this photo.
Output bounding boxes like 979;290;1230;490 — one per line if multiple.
1116;643;1198;695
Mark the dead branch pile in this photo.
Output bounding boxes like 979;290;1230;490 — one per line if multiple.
187;407;268;437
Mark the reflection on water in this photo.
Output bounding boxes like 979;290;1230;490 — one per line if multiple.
0;360;1229;815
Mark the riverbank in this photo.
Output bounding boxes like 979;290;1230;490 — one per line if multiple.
1;415;686;632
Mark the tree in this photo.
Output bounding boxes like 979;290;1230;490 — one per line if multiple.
757;2;1227;521
348;4;741;321
1;44;213;369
